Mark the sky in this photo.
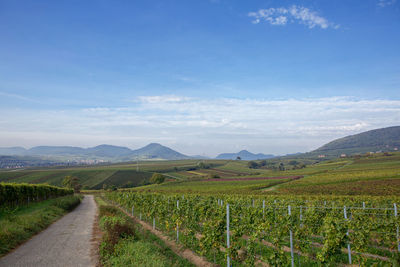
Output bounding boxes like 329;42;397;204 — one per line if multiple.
0;0;399;157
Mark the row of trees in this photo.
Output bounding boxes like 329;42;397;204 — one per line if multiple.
248;160;306;171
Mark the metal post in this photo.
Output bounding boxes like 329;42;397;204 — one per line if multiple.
394;204;400;252
252;199;254;207
262;200;265;219
132;205;134;216
177;200;179;242
227;203;230;267
362;202;365;209
344;206;352;264
300;206;303;228
153;217;155;230
288;205;294;267
140;213;142;220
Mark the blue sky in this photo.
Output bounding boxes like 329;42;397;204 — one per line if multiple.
0;0;399;156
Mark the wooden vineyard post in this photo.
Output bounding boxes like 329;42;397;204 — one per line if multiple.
227;203;230;267
344;206;352;264
288;205;294;267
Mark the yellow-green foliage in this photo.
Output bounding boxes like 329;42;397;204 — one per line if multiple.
107;191;400;266
0;183;73;207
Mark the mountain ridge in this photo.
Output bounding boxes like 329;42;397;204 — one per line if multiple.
216;150;275;160
312;126;400;156
0;143;190;161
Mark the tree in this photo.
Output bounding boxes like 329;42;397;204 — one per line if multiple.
209;173;220;179
278;163;285;171
248;161;259;169
259;160;267;167
62;176;81;193
236;156;241;160
150;173;165;184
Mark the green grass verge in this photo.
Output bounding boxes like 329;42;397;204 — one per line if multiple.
95;197;194;267
0;195;82;257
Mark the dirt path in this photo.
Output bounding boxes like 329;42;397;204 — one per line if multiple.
0;195;97;267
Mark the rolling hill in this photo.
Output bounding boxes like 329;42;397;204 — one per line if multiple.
312;126;400;157
130;143;191;160
216;150;275;160
0;143;191;164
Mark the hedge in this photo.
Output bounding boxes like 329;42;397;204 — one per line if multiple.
0;183;73;207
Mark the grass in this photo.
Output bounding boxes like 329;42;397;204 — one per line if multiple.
0;195;81;256
93;170;152;189
2;153;400;196
0;160;228;189
95;197;194;267
135;178;292;194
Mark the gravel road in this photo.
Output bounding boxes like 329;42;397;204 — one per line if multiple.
0;195;97;267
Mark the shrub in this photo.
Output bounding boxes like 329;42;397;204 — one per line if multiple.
209;173;220;178
100;215;135;254
99;205;120;217
150;173;165;184
53;196;81;211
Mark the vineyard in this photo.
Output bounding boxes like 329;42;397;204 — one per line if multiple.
0;183;73;207
106;191;400;266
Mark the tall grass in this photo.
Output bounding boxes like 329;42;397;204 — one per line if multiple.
95;198;194;267
0;195;81;256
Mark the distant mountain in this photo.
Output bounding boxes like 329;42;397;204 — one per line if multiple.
86;145;132;158
312;126;400;156
216;150;275;160
28;146;86;155
131;143;191;160
0;143;191;163
0;147;27;155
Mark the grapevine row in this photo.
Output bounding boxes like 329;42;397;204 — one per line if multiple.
0;183;73;207
106;192;400;266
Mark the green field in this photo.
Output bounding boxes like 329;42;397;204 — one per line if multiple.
1;153;400;196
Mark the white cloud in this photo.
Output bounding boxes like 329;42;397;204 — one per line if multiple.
248;5;339;29
1;96;399;156
137;95;192;104
378;0;396;7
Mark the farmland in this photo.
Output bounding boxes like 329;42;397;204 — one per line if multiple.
1;153;400;196
106;191;400;266
1;153;400;265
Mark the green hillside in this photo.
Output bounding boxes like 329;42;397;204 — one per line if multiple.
312;126;400;156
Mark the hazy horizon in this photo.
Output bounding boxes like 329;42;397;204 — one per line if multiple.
1;1;399;157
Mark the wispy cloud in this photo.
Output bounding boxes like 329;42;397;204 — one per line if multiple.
248;5;339;29
1;96;399;155
0;91;36;102
137;95;192;104
377;0;397;7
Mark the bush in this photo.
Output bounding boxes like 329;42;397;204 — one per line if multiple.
99;205;120;217
100;215;135;254
53;196;81;211
150;173;165;184
248;161;259;169
209;173;220;178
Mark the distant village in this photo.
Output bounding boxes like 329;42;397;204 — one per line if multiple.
0;156;108;169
